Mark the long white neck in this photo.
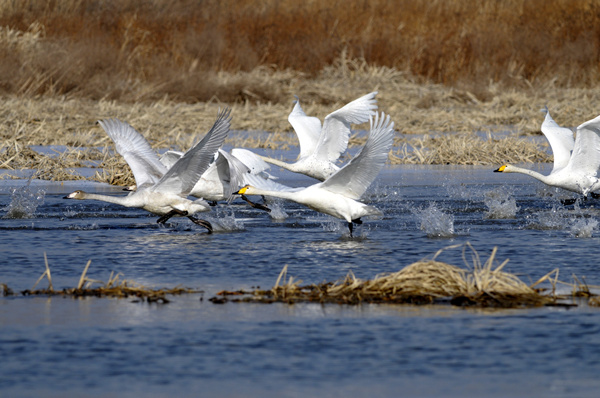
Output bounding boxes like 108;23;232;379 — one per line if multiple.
78;192;137;207
246;186;299;202
259;155;298;172
506;165;550;184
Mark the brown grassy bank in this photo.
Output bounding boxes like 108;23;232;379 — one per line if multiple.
2;1;600;181
1;0;600;102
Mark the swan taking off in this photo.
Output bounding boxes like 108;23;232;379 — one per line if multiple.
259;92;378;181
64;108;232;233
494;111;600;198
236;111;395;237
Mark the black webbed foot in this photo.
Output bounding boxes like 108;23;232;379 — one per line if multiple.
157;209;188;224
188;216;213;234
242;194;271;213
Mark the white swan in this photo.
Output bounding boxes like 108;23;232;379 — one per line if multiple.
64;108;232;233
157;147;272;211
236;111;394;236
494;112;600;198
259;92;378;181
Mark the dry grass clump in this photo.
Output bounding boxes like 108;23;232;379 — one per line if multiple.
6;254;199;303
213;244;597;308
391;133;553;165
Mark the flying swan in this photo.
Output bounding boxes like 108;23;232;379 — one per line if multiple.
64;108;232;233
236;111;394;236
494;111;600;199
259;92;378;181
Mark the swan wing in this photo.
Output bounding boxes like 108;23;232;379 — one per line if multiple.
217;149;250;196
315;92;378;163
318;112;394;199
541;108;574;172
98;119;167;188
159;150;184;169
231;148;272;175
153;108;231;195
567;114;600;175
287;97;322;159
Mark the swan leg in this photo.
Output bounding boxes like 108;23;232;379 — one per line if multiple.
561;198;579;206
241;194;271;213
187;216;213;234
592;192;600;199
209;201;218;206
157;209;188;224
348;218;362;238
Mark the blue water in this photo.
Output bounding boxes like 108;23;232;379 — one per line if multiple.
1;164;600;397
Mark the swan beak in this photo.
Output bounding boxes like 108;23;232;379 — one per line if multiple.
236;186;249;195
494;165;507;173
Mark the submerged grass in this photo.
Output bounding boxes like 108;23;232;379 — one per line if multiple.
7;254;200;303
213;244;599;308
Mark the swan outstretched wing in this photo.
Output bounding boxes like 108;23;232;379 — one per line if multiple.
541;107;574;172
315;92;378;163
98;118;167;189
153;108;231;195
318;112;394;199
231;148;271;174
568;114;600;175
159;150;184;169
287;97;322;159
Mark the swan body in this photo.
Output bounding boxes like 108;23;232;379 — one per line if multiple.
260;92;378;181
65;108;232;232
237;111;394;236
495;112;600;197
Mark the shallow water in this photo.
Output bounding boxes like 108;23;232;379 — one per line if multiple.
2;164;600;397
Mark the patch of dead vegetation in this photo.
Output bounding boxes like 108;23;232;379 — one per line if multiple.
212;244;599;308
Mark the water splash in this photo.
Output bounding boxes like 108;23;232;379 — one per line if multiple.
483;188;519;219
208;207;243;232
2;184;45;219
414;202;455;238
569;218;598;238
526;205;572;230
266;199;289;220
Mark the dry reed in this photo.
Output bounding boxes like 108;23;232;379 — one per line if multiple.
213;244;599;308
14;255;199;303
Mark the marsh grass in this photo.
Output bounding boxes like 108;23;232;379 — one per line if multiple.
213;244;599;308
12;254;200;303
3;2;600;181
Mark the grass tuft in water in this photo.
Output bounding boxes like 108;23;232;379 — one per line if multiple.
213;243;599;308
10;255;201;303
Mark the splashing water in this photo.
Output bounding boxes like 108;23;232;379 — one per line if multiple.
2;185;45;219
484;188;519;219
414;202;455;238
569;218;598;238
526;205;572;230
210;207;244;232
266;199;289;221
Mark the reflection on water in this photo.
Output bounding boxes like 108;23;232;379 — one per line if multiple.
2;165;600;397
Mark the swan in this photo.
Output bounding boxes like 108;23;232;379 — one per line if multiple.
236;111;395;236
259;92;378;181
64;108;232;233
157;147;272;211
494;112;600;198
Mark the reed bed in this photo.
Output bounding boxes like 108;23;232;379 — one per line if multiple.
213;244;599;308
3;254;200;303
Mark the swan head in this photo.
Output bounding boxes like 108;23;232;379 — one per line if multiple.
235;185;256;195
494;164;512;173
64;190;86;199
